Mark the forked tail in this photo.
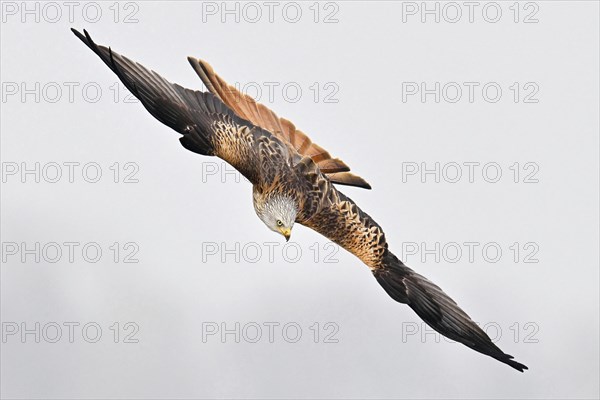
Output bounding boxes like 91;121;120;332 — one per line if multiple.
373;251;528;372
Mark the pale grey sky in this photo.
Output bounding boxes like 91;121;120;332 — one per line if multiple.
1;1;599;399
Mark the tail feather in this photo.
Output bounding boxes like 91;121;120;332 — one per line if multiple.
187;56;373;190
373;252;528;372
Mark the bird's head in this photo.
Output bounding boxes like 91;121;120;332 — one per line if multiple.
254;193;298;241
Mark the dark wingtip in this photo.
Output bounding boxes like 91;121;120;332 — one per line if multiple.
503;355;528;372
83;29;96;48
71;27;85;41
70;28;92;45
71;28;99;54
376;256;528;373
487;348;527;372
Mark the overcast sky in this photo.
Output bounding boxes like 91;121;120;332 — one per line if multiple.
1;1;599;399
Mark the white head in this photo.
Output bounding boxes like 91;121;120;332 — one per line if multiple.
253;192;298;241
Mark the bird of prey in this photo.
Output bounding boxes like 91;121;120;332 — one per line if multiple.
72;29;528;372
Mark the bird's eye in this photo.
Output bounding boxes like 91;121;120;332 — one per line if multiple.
276;220;283;227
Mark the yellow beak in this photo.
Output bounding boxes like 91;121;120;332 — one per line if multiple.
280;228;291;242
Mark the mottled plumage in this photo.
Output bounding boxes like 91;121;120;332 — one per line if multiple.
72;29;527;372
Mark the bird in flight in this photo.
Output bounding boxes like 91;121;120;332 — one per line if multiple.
72;29;528;372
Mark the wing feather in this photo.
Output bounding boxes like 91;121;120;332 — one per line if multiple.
303;184;527;371
374;254;528;372
71;29;286;184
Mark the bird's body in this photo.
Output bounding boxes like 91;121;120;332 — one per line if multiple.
208;114;387;266
72;29;528;372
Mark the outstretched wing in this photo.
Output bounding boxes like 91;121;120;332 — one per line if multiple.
187;57;371;190
374;253;528;372
71;28;287;184
302;185;528;372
